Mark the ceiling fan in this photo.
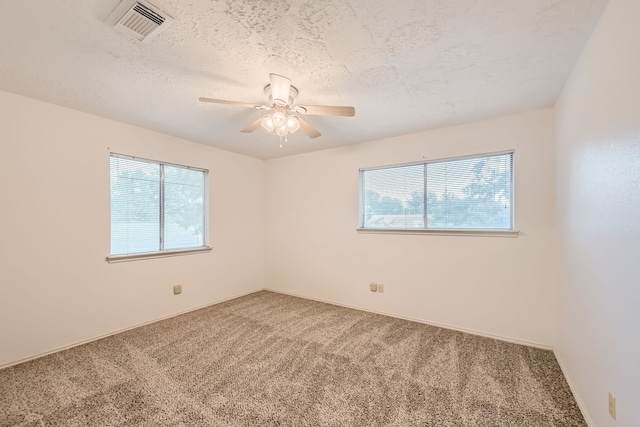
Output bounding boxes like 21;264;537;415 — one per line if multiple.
199;73;355;144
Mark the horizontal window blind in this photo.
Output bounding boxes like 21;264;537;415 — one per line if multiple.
110;154;207;256
110;156;161;255
163;165;206;250
362;164;424;228
361;152;513;230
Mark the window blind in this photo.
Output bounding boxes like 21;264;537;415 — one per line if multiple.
110;154;207;256
361;152;513;230
163;165;206;250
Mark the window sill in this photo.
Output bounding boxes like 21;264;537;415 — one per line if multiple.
356;228;519;237
106;246;212;263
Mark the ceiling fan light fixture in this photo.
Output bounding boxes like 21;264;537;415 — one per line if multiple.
261;116;275;132
271;111;286;128
199;73;354;143
275;125;288;136
286;115;300;133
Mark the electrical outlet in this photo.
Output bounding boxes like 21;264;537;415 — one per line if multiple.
173;284;182;295
370;282;377;292
608;392;616;420
377;283;384;293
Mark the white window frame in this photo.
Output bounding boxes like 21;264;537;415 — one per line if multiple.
357;151;518;237
107;153;211;262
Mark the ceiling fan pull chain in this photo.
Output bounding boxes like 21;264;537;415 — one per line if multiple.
279;134;290;148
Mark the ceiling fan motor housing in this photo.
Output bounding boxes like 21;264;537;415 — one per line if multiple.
264;84;298;108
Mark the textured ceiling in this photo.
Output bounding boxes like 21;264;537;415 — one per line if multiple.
0;0;608;159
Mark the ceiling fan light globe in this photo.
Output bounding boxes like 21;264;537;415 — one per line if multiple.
272;111;286;128
286;115;300;133
275;125;288;136
261;116;275;132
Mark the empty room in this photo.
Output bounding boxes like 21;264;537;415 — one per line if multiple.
0;0;638;426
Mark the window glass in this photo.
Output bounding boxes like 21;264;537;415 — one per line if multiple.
362;164;424;229
164;165;205;250
110;154;207;256
361;152;513;230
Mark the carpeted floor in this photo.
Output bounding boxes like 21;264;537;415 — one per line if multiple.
0;291;585;426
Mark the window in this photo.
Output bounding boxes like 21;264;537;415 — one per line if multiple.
360;152;513;231
110;154;208;257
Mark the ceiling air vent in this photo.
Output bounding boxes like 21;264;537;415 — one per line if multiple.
106;0;173;42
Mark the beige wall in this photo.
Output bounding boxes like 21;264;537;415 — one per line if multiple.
554;0;640;424
265;108;557;347
0;90;265;367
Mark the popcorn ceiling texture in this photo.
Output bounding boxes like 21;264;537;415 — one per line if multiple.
0;0;608;159
0;291;586;426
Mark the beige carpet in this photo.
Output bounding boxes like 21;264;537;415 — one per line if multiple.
0;291;585;426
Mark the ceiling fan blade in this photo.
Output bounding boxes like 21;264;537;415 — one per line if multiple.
298;117;321;138
269;73;291;106
294;104;355;117
199;97;268;110
240;116;266;133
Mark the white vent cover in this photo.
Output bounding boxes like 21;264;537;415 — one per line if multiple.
106;0;173;42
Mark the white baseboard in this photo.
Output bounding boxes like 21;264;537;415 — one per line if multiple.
554;350;593;426
0;289;262;370
264;288;552;350
2;287;552;371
